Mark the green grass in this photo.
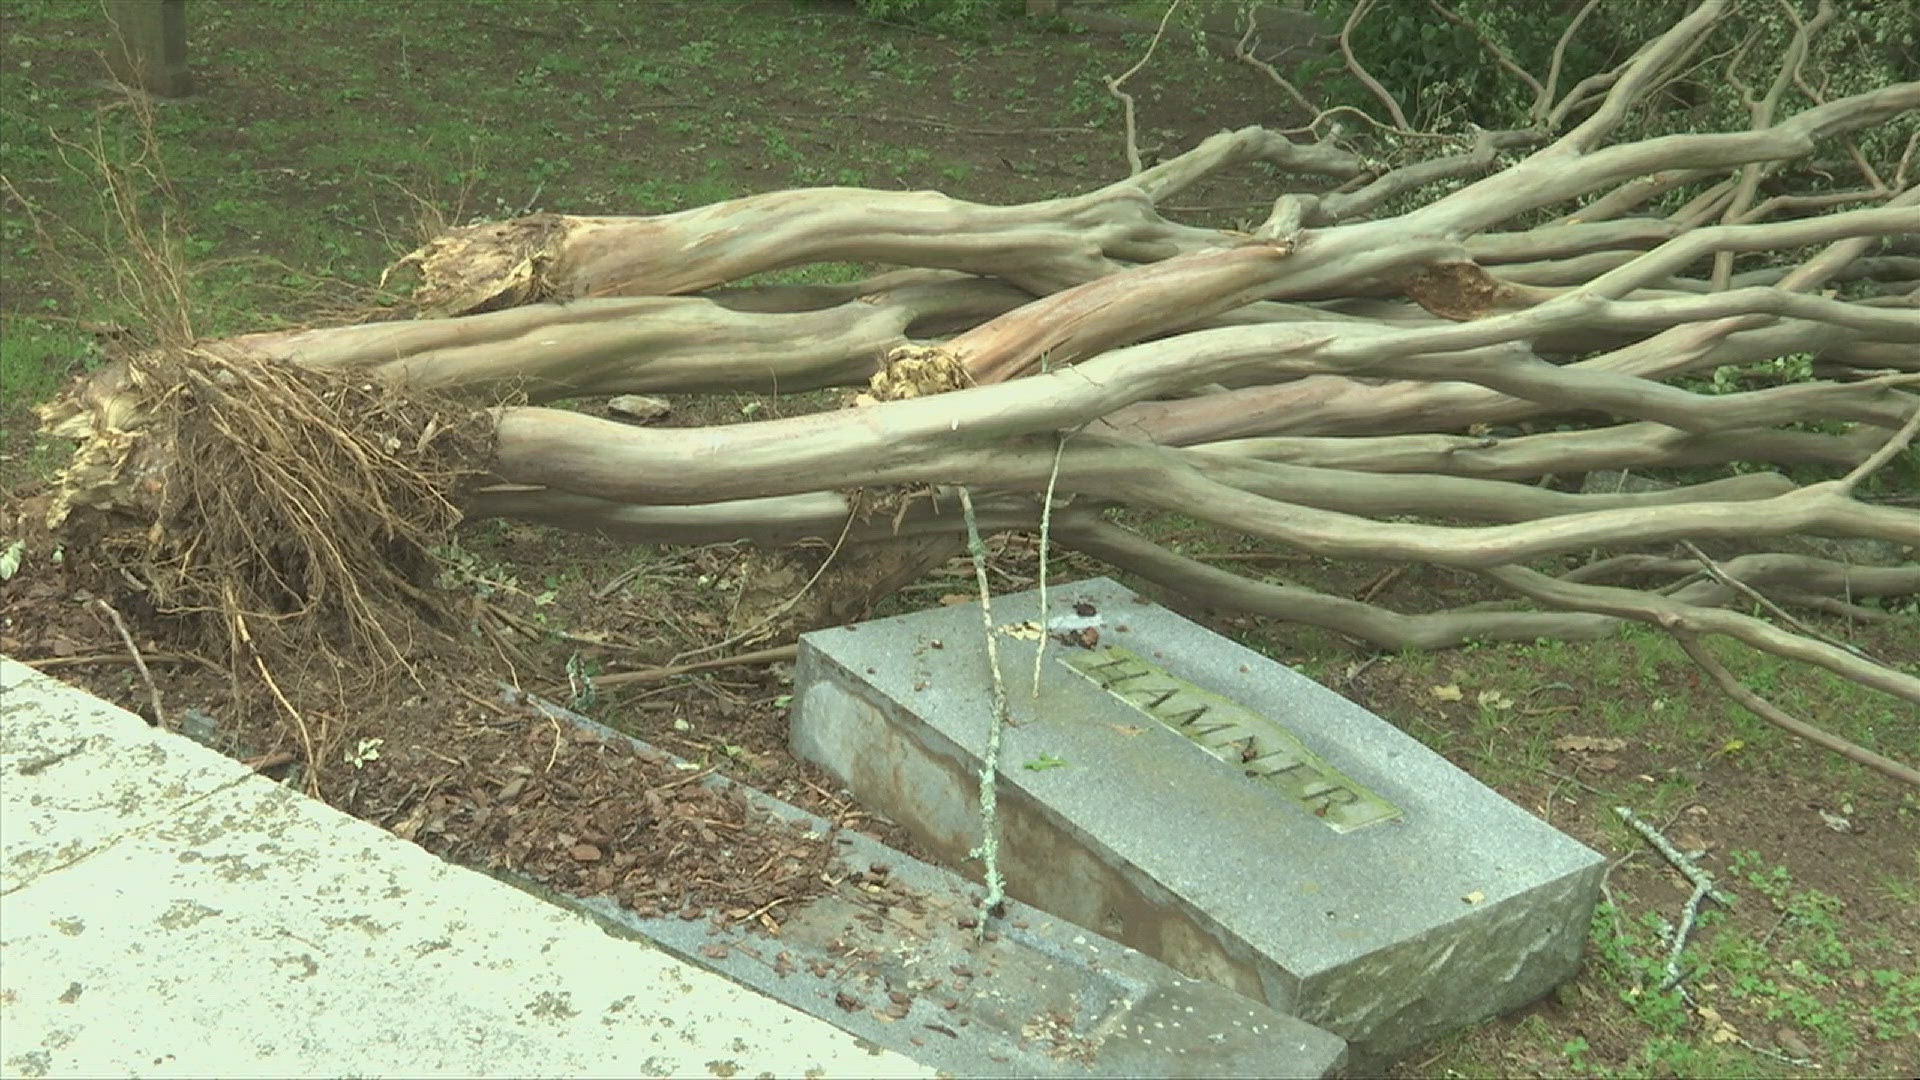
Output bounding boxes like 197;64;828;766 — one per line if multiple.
0;318;92;410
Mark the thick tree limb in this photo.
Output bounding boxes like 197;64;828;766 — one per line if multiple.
215;278;1026;399
1197;423;1887;478
1061;519;1622;648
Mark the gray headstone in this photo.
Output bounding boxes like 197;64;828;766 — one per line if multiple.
791;577;1605;1067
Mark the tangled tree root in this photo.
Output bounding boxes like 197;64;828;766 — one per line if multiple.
39;349;494;685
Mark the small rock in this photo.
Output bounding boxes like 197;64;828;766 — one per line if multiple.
607;394;671;421
178;707;221;747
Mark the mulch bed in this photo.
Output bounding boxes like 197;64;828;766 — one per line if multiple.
339;691;842;929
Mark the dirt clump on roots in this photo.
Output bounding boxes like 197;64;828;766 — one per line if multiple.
33;348;496;781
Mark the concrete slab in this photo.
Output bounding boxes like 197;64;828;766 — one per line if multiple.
0;658;927;1079
527;696;1348;1079
0;660;254;894
791;577;1607;1066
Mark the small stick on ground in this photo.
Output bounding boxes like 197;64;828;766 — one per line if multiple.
92;599;165;730
250;649;319;799
1615;805;1734;993
595;643;800;690
670;509;857;666
1660;878;1715;990
1614;805;1733;906
23;651;209;671
242;750;297;772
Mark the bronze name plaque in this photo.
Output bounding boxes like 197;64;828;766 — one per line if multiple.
1062;645;1401;834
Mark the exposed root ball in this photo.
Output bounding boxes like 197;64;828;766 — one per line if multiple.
41;349;492;677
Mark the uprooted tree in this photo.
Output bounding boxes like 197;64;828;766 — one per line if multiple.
31;0;1920;784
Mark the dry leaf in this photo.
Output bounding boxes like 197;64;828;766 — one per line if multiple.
1674;831;1712;855
1587;755;1622;773
1477;689;1514;710
568;843;602;862
1430;684;1464;702
938;594;973;606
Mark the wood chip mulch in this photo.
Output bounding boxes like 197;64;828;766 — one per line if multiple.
344;701;843;932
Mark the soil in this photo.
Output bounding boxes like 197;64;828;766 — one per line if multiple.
3;2;1916;1076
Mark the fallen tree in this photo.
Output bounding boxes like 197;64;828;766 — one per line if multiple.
34;0;1920;783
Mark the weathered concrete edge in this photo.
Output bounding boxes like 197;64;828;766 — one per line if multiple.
0;657;931;1079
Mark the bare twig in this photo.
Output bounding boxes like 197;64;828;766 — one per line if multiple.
23;651;210;671
1711;0;1836;289
1558;0;1728;152
1487;567;1920;708
671;505;858;665
242;750;297;772
1538;0;1602;124
482;600;654;653
1031;434;1069;696
1661;878;1716;990
92;600;165;730
1615;805;1735;906
1233;8;1321;123
1338;0;1410;130
1426;0;1544;108
594;644;799;690
1679;541;1879;663
251;648;319;799
1103;0;1184;175
1837;404;1920;495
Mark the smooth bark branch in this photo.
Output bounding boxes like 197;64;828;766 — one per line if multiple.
1487;567;1920;707
1557;0;1728;152
1061;520;1623;648
1412;81;1920;236
1196;423;1886;478
1581;202;1920;300
1338;0;1411;130
217;279;1027;399
1671;631;1920;789
1538;0;1602;123
391;126;1364;316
